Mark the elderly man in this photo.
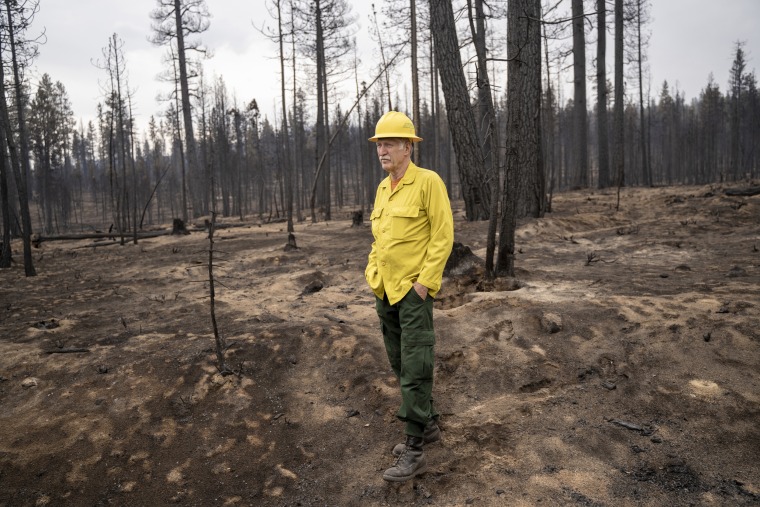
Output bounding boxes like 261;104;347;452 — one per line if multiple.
365;111;454;482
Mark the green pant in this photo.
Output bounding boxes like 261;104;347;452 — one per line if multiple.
375;288;439;438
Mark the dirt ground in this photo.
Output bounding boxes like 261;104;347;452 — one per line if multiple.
1;184;759;507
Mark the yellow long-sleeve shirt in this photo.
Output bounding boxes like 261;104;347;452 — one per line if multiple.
365;162;454;305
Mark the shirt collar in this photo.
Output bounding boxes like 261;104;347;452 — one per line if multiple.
379;161;418;190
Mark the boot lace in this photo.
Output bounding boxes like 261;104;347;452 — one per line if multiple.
392;446;409;466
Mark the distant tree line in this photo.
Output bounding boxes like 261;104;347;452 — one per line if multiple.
553;44;760;189
1;0;758;277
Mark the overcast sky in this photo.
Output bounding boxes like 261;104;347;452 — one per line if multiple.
27;0;760;136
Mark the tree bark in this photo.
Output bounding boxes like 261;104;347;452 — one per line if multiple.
321;47;331;221
0;117;11;268
636;0;650;186
497;0;543;277
313;0;326;223
290;0;303;222
596;0;610;188
613;0;625;207
3;0;35;276
410;0;421;165
429;30;440;192
276;0;294;233
429;0;490;221
572;0;588;187
111;35;131;244
467;0;500;275
542;16;557;211
173;0;198;222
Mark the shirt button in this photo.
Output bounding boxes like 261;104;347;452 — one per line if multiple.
381;261;386;266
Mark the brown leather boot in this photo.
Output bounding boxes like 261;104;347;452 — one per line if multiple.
392;419;440;457
383;435;427;482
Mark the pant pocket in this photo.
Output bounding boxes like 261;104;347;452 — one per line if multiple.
402;328;435;347
401;343;434;381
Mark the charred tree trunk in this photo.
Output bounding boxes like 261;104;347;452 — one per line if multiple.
467;0;500;275
636;0;651;186
497;0;543;277
3;0;35;276
312;0;326;223
614;0;625;207
112;34;131;245
207;210;231;375
276;0;294;233
410;0;421;166
596;0;610;188
0;125;11;268
322;58;331;221
173;0;197;222
429;0;490;221
290;0;303;222
572;0;588;187
429;30;440;191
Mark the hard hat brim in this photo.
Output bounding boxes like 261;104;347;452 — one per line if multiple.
368;133;423;142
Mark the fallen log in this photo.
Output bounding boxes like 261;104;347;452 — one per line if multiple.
32;230;174;245
724;186;760;197
45;348;90;354
34;219;279;245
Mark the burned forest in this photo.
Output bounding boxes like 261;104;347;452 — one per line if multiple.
1;0;759;506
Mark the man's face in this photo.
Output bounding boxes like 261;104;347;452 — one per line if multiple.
376;139;410;175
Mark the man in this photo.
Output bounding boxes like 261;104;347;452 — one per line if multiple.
365;111;454;482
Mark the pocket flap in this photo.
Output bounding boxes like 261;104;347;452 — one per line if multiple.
388;206;422;218
370;208;383;220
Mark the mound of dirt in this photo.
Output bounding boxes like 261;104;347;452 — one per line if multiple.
1;185;758;506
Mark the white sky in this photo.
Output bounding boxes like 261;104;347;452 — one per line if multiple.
27;0;760;136
648;0;760;99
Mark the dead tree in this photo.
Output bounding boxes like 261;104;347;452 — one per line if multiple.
596;0;610;188
103;34;132;245
150;0;210;222
466;0;500;275
2;0;38;276
260;0;295;234
410;0;421;166
275;0;294;235
614;0;625;208
0;79;11;268
429;0;490;221
497;0;542;277
572;0;589;187
635;0;651;187
207;209;231;375
0;127;10;268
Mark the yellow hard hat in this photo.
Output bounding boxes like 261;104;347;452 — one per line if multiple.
368;111;422;142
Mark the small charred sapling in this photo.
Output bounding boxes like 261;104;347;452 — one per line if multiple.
207;211;231;375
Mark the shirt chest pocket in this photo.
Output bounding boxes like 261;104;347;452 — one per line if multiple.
370;207;383;236
388;206;426;240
